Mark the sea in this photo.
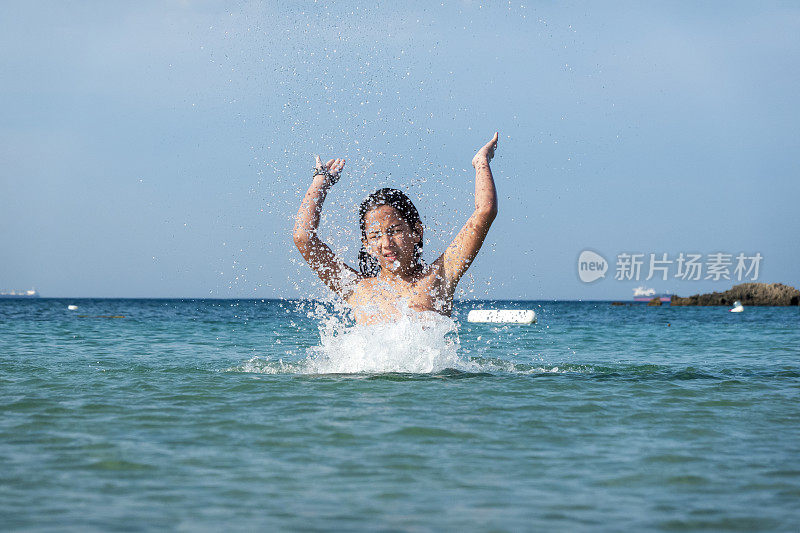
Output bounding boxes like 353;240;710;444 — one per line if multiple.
1;298;799;531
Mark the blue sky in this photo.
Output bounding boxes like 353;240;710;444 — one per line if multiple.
1;1;798;300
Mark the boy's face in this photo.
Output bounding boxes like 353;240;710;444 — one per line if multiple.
363;205;421;273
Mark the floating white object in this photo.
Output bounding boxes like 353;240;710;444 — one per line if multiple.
467;309;537;324
730;300;744;313
67;305;78;311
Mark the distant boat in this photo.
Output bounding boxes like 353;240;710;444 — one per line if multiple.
0;289;40;299
633;286;672;303
730;300;744;313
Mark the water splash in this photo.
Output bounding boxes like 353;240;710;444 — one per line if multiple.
304;308;467;374
229;303;567;375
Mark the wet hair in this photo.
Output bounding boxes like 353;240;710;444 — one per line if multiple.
358;188;423;277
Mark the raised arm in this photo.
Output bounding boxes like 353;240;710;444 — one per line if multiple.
437;132;499;288
292;156;359;297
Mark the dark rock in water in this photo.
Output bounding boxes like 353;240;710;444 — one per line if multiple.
611;302;628;306
647;297;662;306
671;282;800;306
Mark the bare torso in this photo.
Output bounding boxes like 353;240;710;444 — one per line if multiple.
347;262;453;325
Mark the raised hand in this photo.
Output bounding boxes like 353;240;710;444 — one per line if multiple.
295;155;359;297
315;155;346;181
471;132;499;168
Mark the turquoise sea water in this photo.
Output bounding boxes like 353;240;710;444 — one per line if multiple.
2;298;799;531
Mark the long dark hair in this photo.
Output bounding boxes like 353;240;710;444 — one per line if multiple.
358;188;423;277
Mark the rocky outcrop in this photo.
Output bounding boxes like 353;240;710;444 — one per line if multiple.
647;297;662;306
670;283;800;306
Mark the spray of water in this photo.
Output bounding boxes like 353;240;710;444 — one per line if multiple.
225;299;570;375
234;301;470;374
305;305;468;374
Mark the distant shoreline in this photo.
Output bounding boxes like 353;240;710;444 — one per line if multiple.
670;282;800;307
2;295;798;305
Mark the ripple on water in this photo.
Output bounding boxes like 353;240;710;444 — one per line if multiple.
389;426;477;440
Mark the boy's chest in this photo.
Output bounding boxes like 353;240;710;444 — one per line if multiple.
352;272;451;317
372;279;439;307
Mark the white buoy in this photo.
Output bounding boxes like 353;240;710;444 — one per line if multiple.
729;301;744;313
67;305;78;311
467;309;537;324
